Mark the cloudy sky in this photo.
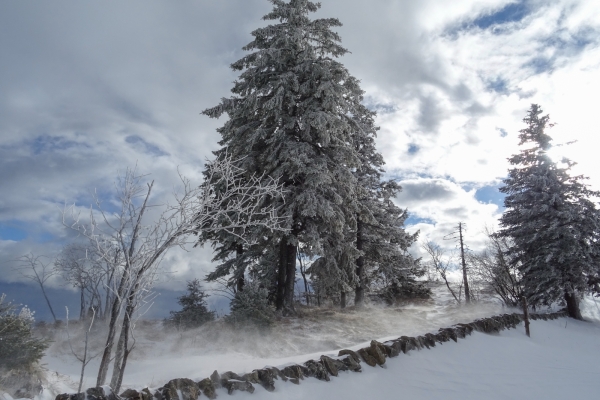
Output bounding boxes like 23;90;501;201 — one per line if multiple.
1;0;599;319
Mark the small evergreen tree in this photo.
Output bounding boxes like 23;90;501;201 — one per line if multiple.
164;280;215;330
496;104;600;319
226;282;275;329
0;294;49;370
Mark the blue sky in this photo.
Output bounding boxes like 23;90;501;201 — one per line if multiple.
1;0;599;320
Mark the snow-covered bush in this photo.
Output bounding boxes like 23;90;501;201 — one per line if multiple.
226;283;275;329
0;294;49;370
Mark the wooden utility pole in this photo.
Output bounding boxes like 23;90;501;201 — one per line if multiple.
458;222;471;304
521;296;531;337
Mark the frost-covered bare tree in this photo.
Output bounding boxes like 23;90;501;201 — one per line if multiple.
422;242;462;304
15;254;58;323
64;155;285;392
467;228;522;307
55;243;106;320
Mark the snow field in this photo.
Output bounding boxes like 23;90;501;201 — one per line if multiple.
229;318;600;400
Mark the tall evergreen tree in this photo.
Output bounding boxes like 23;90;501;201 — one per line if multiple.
497;104;600;319
202;0;369;314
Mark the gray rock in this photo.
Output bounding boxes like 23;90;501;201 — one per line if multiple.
423;333;437;347
337;349;360;364
320;356;339;377
304;360;330;381
456;323;474;335
84;387;120;400
339;354;362;372
357;348;377;367
221;380;254;395
367;341;386;366
209;371;221;389
266;367;288;382
158;378;200;400
255;369;275;392
219;371;243;383
198;378;217;400
282;365;307;380
416;336;429;349
55;394;85;400
440;328;458;342
242;371;259;384
120;389;142;400
386;341;401;357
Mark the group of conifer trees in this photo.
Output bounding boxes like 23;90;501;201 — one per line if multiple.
196;0;600;320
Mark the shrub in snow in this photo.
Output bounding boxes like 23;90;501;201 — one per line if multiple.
226;282;275;329
0;294;49;370
164;280;215;330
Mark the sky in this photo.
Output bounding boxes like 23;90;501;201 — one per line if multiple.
1;0;599;320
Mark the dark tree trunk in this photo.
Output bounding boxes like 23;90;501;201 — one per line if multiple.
80;288;86;321
355;216;365;308
298;255;310;306
283;240;297;314
521;296;530;337
236;244;245;293
96;272;127;386
340;291;346;309
564;291;583;320
459;222;471;303
110;298;134;394
275;239;287;311
40;284;57;323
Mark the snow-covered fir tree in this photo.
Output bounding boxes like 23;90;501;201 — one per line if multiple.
164;279;215;330
496;104;600;319
202;0;420;312
202;0;366;314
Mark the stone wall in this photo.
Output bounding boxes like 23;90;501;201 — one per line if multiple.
55;311;566;400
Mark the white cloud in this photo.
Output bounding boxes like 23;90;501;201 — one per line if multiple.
395;178;501;255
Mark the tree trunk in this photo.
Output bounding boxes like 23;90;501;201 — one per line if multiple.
96;273;127;386
80;288;86;321
298;255;310;306
236;244;245;293
340;291;346;309
283;240;297;314
354;216;365;308
275;239;287;311
521;296;530;337
110;298;134;393
459;222;471;304
564;291;583;320
40;284;57;323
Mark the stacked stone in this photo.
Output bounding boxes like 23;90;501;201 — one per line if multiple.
55;311;567;399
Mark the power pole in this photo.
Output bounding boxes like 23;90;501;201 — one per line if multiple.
458;222;471;303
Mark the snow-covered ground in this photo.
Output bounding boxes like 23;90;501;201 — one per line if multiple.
229;316;600;399
7;288;600;400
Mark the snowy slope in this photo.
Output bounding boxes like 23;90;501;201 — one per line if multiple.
8;289;600;400
228;317;600;400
